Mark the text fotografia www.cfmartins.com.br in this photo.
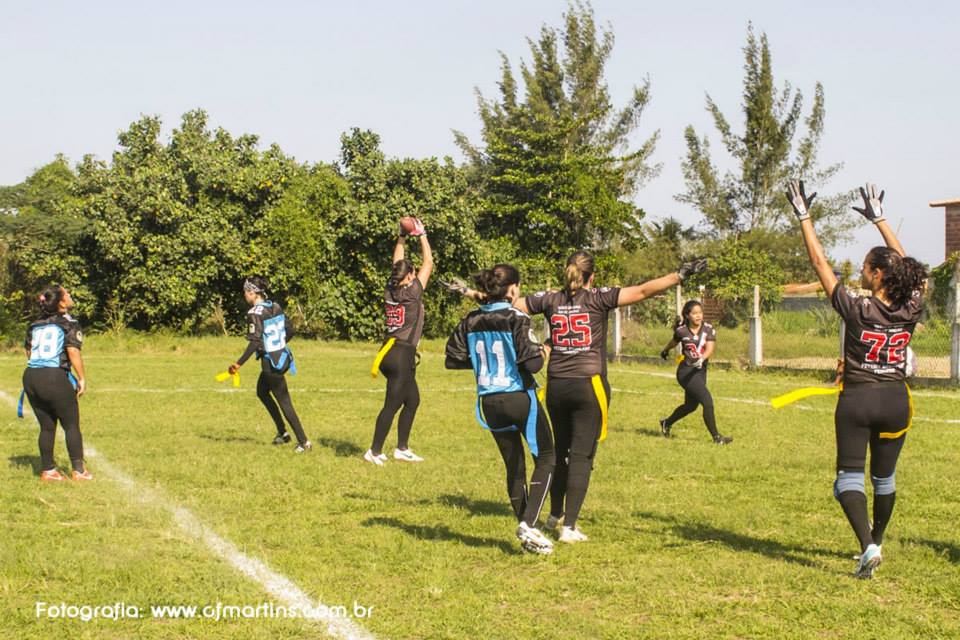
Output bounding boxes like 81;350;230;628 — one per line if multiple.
35;601;375;622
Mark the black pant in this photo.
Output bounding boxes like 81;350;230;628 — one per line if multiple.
834;382;910;550
372;341;420;455
481;391;556;527
256;359;308;445
546;376;609;528
664;364;718;438
23;367;84;472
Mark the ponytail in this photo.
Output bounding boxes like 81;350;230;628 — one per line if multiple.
388;259;414;290
564;251;594;298
866;247;927;307
38;284;64;316
472;263;520;303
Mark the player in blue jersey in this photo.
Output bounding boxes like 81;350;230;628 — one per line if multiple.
445;264;556;554
22;284;90;481
228;276;311;452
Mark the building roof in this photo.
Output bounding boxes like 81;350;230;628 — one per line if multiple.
929;198;960;207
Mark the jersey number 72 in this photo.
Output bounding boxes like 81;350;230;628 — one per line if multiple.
861;330;910;364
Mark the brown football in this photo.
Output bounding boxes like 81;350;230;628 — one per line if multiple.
399;216;418;235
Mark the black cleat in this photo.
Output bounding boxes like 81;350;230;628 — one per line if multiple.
659;418;671;438
713;435;733;445
272;433;291;445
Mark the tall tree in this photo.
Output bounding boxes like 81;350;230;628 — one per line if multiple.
677;24;853;279
456;1;659;265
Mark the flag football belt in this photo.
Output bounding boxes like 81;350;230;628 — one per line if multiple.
371;338;396;378
18;371;78;419
475;388;542;457
770;383;912;439
591;374;609;442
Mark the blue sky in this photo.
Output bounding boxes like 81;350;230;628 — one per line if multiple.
2;0;956;267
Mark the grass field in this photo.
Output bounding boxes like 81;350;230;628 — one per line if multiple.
3;335;960;639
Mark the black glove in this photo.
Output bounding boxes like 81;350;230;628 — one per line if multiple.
660;348;670;360
439;277;468;295
852;183;885;223
785;179;817;221
678;258;707;282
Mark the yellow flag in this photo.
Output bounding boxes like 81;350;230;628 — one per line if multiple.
770;386;839;409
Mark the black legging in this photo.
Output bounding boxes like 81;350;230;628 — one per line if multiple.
546;376;609;529
23;367;84;472
372;341;420;455
664;364;718;438
834;383;910;550
256;359;308;445
481;391;556;527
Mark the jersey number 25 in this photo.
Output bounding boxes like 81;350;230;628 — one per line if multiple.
551;313;591;347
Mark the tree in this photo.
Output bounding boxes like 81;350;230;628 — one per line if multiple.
677;24;853;280
456;1;659;267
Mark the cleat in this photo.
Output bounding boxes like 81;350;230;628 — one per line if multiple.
294;441;312;453
272;433;292;445
71;469;93;481
558;525;589;544
517;522;553;555
40;469;65;482
855;543;882;579
363;449;387;466
713;435;733;445
393;448;424;462
659;418;671;438
545;514;564;531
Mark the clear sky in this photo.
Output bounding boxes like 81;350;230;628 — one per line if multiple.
2;0;956;267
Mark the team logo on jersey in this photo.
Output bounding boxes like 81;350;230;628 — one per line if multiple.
533;291;547;298
248;323;256;335
76;330;84;343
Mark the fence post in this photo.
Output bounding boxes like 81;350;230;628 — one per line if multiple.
748;284;763;367
951;264;960;383
613;307;622;361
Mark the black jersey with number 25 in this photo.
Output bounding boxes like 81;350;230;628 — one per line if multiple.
832;284;923;385
525;286;621;379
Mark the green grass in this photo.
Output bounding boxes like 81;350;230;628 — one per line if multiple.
3;336;960;638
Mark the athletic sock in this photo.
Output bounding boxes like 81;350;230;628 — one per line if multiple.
837;490;873;551
872;492;896;545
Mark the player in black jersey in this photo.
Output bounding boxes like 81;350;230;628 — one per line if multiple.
787;180;927;578
22;284;90;481
496;251;706;542
228;276;311;452
658;300;732;444
445;264;556;554
366;218;434;465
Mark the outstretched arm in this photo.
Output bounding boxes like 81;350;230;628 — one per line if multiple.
787;180;838;298
852;183;905;257
416;233;434;288
392;235;406;264
617;259;707;307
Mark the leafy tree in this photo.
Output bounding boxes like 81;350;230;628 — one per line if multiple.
456;1;658;266
677;24;853;280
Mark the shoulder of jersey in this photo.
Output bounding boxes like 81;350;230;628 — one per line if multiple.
703;321;715;330
247;304;264;315
532;290;549;298
590;286;614;293
508;307;531;320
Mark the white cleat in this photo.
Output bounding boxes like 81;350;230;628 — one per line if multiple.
393;448;424;462
558;525;589;544
855;543;883;579
517;522;554;555
545;514;564;531
363;449;388;466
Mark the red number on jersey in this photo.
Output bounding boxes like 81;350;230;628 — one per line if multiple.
887;331;911;364
550;313;592;348
860;331;887;362
385;304;405;328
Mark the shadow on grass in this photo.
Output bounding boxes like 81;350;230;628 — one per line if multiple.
437;494;514;518
199;434;259;444
313;437;365;458
8;455;41;476
634;510;847;568
902;538;960;564
363;517;519;554
632;427;670;439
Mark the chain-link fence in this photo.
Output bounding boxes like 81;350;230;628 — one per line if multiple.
612;271;960;385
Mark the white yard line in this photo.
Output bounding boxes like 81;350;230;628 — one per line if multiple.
1;391;375;640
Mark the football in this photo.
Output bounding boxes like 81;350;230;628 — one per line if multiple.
399;216;423;236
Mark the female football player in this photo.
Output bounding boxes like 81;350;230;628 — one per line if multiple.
445;264;556;554
23;284;90;481
366;218;433;465
658;300;732;444
228;276;311;452
787;180;927;578
508;252;706;543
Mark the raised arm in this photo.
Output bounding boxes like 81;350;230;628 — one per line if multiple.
617;259;707;307
787;180;838;298
392;235;406;264
852;183;905;257
416;232;433;288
